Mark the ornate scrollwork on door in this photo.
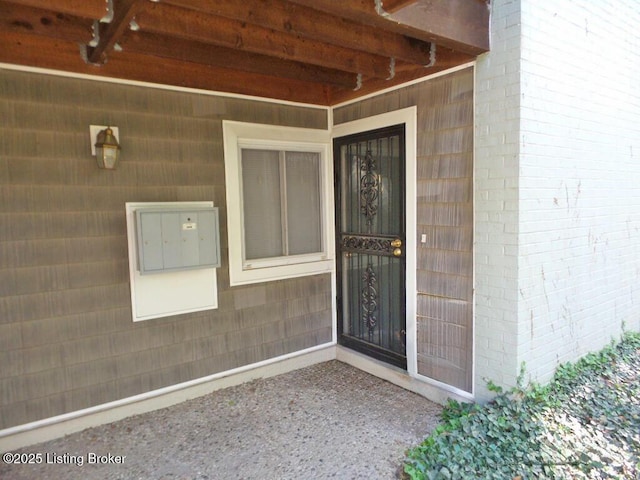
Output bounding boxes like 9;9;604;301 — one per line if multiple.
359;150;379;226
341;235;403;257
361;263;378;336
342;235;390;253
336;125;407;369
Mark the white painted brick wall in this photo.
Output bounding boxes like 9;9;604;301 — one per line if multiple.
475;0;640;401
474;0;523;400
517;0;640;382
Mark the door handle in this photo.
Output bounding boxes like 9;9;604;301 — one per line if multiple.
393;248;402;257
390;238;402;247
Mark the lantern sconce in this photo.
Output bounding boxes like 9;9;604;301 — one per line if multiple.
90;125;121;169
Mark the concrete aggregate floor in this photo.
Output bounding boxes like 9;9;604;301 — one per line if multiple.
1;361;442;480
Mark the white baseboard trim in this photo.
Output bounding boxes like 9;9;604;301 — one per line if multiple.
1;344;474;452
336;346;473;405
0;343;336;452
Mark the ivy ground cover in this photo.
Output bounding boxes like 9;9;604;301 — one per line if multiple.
404;332;640;479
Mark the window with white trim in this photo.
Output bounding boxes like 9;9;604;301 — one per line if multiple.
223;121;333;285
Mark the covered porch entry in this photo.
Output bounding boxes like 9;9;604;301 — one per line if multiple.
332;67;474;397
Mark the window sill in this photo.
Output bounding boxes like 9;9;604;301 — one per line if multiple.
229;258;334;286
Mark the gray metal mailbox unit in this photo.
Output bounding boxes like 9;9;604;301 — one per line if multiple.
135;207;221;274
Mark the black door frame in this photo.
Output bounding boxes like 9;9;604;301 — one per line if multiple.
334;124;407;370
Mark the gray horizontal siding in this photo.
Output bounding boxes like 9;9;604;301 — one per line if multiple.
0;70;331;429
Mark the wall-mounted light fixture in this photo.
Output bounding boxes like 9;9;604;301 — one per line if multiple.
90;125;121;169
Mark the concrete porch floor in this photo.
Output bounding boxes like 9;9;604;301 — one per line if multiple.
1;361;442;480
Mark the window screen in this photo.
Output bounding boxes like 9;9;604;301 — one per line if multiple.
241;149;322;261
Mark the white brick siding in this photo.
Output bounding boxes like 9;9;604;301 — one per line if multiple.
475;0;640;401
518;0;640;380
474;0;523;400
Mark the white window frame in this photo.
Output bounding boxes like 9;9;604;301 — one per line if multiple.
223;121;334;286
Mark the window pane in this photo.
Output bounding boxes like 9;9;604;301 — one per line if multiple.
241;149;282;259
285;151;322;255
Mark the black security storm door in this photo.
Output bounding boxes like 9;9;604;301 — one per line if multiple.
334;124;407;369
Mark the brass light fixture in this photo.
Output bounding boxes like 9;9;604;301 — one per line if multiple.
91;125;121;169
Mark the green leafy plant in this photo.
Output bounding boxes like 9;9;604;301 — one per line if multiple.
404;331;640;480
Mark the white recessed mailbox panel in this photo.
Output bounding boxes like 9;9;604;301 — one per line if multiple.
126;202;219;322
136;207;220;274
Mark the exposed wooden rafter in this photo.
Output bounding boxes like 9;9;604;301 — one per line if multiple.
0;0;489;105
86;0;144;64
0;2;93;42
135;2;397;80
160;0;433;65
387;0;490;54
4;0;107;19
377;0;419;15
121;31;360;90
0;28;331;104
287;0;490;56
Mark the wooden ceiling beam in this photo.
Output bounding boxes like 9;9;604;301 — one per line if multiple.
287;0;490;56
86;0;144;64
160;0;433;66
388;0;490;54
328;47;475;104
135;2;396;80
109;52;331;105
0;0;481;105
379;0;419;14
0;29;331;104
0;2;93;43
121;31;359;89
2;0;107;20
0;1;358;90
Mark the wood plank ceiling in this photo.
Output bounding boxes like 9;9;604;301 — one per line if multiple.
0;0;489;105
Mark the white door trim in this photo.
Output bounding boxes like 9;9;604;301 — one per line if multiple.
331;106;418;377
